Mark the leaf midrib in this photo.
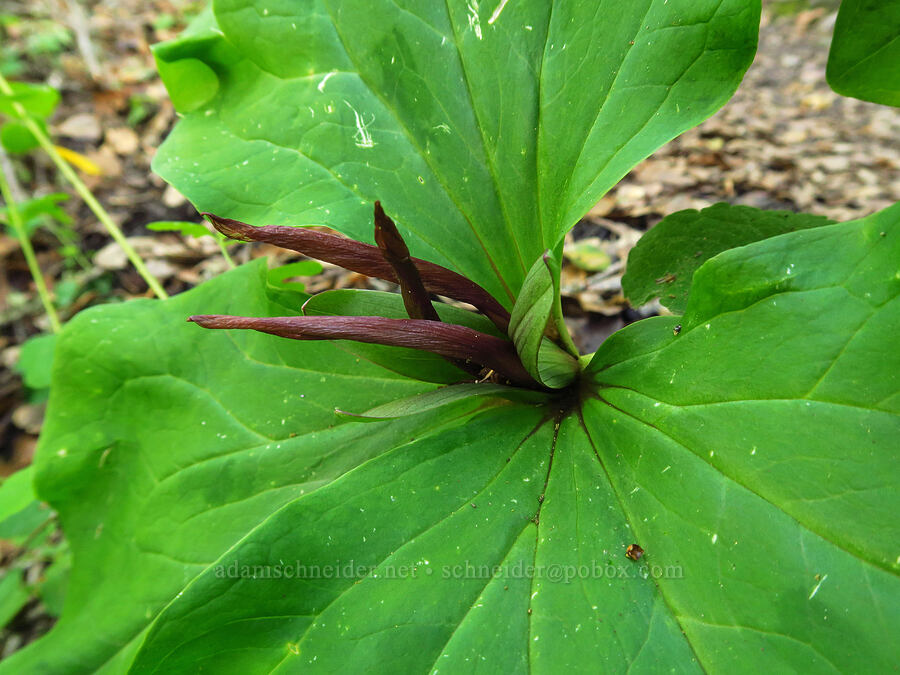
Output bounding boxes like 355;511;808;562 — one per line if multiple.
318;1;518;300
440;0;529;278
575;406;710;673
267;415;552;673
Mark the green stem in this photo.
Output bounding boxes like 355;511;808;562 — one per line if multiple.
215;233;236;268
0;165;62;333
0;73;168;299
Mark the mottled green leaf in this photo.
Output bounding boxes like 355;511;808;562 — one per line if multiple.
15;203;896;672
623;203;832;312
0;260;467;673
827;0;900;107
336;382;546;421
152;0;760;302
121;204;898;674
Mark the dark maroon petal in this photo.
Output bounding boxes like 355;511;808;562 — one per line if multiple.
202;213;510;333
372;202;484;377
188;314;538;388
373;201;440;323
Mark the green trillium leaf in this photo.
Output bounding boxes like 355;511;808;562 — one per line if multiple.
8;205;897;672
0;260;454;673
335;382;546;422
128;205;897;673
622;203;833;313
589;205;900;569
826;0;900;107
155;58;220;114
151;0;760;301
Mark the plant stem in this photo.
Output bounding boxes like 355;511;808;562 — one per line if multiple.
0;161;62;333
215;234;236;268
0;72;168;299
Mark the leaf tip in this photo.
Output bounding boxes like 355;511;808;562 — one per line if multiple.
541;249;556;271
187;314;228;329
202;213;255;242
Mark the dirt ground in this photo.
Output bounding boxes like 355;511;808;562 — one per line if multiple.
0;0;899;652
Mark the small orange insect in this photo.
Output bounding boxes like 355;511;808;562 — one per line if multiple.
625;544;644;561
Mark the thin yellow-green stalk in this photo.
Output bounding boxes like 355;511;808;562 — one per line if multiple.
0;73;168;299
0;167;62;333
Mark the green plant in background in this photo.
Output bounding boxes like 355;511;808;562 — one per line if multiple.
0;1;898;672
0;163;62;333
22;21;72;60
0;335;70;648
0;15;26;77
1;192;70;236
0;75;169;300
0;80;59;154
145;219;239;268
0;468;70;640
0;14;73;78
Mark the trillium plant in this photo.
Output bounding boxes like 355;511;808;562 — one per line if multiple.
4;0;899;672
